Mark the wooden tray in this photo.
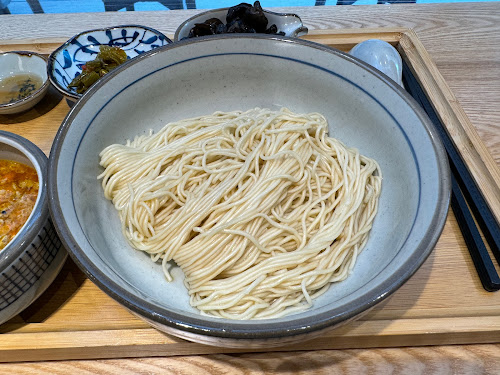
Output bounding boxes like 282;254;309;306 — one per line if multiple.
1;28;500;363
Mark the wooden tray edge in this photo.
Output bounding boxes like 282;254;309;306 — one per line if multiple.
1;27;499;362
2;316;500;363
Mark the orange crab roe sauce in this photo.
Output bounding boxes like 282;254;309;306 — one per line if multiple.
0;160;39;250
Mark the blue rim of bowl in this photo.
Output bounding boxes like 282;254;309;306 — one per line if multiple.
173;7;308;42
0;131;49;272
0;51;50;111
46;25;172;102
48;34;451;341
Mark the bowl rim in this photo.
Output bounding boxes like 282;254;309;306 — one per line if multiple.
0;130;49;272
48;34;451;340
0;51;50;111
46;24;172;101
173;6;308;41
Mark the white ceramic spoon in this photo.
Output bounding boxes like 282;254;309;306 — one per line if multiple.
350;39;403;86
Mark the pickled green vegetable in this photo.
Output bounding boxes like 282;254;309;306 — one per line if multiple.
68;46;127;94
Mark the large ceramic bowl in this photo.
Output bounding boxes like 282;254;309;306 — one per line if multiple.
0;131;67;325
48;35;450;348
47;25;171;102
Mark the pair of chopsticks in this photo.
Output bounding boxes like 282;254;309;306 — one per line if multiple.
402;61;500;292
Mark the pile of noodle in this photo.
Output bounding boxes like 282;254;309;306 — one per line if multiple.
98;108;382;320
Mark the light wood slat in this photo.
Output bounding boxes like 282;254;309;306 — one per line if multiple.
2;316;500;363
0;345;499;374
0;39;67;54
303;28;405;51
0;28;404;54
1;25;500;364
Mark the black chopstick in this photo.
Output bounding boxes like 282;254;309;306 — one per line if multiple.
450;174;500;291
402;60;500;291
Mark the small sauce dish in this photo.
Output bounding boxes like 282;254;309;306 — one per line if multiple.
0;51;49;115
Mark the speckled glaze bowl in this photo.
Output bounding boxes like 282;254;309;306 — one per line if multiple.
0;131;67;325
174;7;308;41
47;25;172;102
0;51;49;115
48;35;450;348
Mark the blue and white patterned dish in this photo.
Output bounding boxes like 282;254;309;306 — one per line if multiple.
47;25;171;101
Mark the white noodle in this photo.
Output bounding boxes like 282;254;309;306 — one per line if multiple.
98;108;382;320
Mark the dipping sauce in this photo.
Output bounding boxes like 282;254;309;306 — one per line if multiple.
0;74;44;105
0;160;39;250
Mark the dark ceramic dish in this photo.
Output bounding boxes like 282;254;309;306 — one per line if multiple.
0;131;66;325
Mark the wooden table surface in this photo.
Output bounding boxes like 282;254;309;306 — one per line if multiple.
1;2;500;373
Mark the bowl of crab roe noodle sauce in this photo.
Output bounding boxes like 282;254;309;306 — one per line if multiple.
0;131;66;325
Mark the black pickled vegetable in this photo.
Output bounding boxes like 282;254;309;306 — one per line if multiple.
206;18;225;33
227;19;255;33
227;1;267;32
68;45;127;94
188;18;227;38
186;1;284;38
